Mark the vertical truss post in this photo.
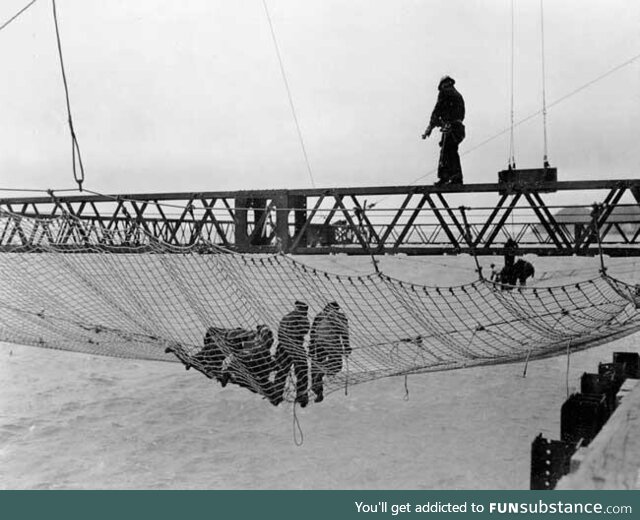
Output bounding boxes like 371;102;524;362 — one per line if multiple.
288;194;308;250
234;196;249;250
590;203;607;274
290;194;325;253
274;193;291;252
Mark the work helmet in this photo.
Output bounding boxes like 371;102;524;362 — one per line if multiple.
438;75;455;89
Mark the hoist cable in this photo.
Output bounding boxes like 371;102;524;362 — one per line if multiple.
508;0;516;170
408;51;640;185
0;0;37;33
262;0;316;188
540;0;550;167
51;0;85;191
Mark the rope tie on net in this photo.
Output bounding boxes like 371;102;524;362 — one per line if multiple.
292;402;304;447
565;339;573;398
344;355;350;396
403;374;410;401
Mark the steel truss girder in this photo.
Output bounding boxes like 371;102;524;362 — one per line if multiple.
1;179;639;256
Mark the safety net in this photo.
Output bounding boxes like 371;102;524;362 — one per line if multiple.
1;209;639;406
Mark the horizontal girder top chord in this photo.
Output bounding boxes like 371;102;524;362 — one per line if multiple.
1;178;640;205
1;178;639;255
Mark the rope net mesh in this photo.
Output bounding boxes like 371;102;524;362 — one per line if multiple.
1;210;639;406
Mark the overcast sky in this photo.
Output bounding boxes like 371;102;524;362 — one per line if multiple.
1;0;639;197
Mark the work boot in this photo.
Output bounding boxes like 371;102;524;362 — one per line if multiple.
269;395;283;406
219;372;230;387
265;383;283;406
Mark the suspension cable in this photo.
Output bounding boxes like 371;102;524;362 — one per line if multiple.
51;0;85;191
261;0;316;188
540;0;550;167
508;0;516;170
0;0;37;34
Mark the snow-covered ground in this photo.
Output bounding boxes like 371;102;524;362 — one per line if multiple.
1;255;639;489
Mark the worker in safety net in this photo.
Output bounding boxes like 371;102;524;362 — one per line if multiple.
272;300;311;407
309;301;351;404
422;75;466;186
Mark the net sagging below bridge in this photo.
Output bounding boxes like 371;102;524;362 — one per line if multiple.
1;211;640;406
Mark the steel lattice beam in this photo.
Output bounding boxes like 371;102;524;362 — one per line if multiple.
1;179;639;256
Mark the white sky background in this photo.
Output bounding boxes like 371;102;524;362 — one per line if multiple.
0;0;639;196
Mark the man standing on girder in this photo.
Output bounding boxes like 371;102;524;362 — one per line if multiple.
422;76;466;186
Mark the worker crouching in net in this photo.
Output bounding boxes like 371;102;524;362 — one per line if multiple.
422;75;466;186
272;300;311;407
309;301;351;404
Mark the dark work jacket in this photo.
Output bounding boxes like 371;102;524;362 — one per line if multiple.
278;309;309;350
429;86;465;128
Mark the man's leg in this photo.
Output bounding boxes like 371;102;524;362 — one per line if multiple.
435;134;450;185
310;356;325;403
450;144;463;184
271;346;291;405
443;137;463;184
292;348;309;407
450;122;465;184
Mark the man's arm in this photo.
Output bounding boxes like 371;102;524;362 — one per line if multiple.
422;91;446;139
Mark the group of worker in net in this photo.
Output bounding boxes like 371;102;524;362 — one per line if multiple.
167;239;536;406
167;300;351;407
